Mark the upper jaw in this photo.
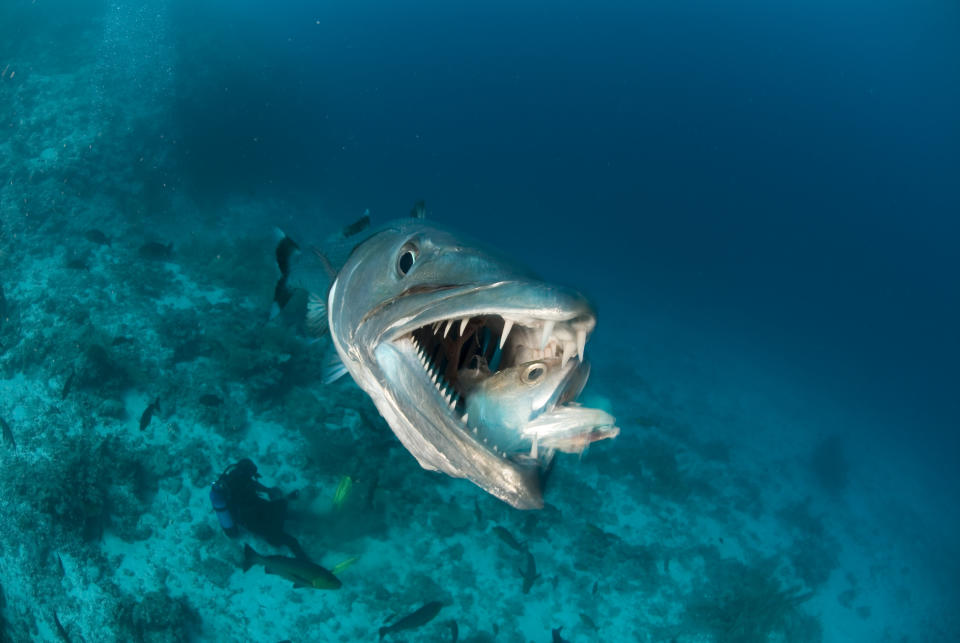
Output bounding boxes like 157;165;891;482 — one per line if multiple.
380;281;597;361
376;281;598;444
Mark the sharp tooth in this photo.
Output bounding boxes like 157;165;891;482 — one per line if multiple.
444;319;454;338
530;435;539;459
459;317;470;336
432;321;441;334
540;320;555;349
471;424;476;432
561;342;575;368
576;329;586;360
449;398;457;410
499;319;514;349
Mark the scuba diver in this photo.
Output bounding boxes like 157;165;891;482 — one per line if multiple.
209;458;310;561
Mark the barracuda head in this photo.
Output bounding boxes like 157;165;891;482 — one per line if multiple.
286;216;618;509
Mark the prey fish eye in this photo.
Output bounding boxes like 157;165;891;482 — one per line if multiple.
523;363;546;384
397;242;418;276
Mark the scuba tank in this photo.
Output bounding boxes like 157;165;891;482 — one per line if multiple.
210;479;238;537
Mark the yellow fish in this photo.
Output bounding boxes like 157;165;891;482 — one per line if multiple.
333;475;353;509
331;555;360;576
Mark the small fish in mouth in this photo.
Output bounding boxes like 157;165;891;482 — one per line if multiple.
460;355;617;457
274;205;619;509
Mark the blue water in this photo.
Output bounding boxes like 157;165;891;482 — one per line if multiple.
1;0;958;641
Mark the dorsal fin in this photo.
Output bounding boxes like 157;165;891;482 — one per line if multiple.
342;209;371;237
410;200;426;219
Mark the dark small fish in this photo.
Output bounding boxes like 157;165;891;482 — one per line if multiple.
83;229;111;246
579;613;598;630
342;212;371;237
552;626;569;643
138;241;173;260
592;580;598;595
53;611;71;642
409;200;426;219
139;397;160;431
65;257;89;271
379;601;444;640
274;232;300;278
111;336;133;346
519;550;540;594
60;369;75;400
493;525;526;553
1;416;15;449
199;394;223;407
56;553;65;577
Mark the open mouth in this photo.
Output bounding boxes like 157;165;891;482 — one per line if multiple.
394;312;596;454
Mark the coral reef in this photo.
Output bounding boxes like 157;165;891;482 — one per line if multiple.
683;552;820;642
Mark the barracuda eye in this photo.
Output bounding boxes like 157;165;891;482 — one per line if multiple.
396;242;418;277
522;363;546;385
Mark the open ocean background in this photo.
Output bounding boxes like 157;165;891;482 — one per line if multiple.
1;0;958;641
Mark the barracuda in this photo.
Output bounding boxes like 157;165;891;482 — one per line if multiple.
275;208;618;509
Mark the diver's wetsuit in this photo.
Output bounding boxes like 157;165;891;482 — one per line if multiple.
219;460;310;561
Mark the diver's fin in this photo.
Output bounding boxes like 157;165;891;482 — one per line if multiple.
306;293;328;336
322;349;349;384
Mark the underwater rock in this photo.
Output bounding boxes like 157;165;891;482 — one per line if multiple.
129;591;197;643
197;556;233;588
192;522;215;542
78;343;128;392
83;229;111;246
138;242;174;261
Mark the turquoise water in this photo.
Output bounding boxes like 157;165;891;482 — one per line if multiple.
1;0;958;641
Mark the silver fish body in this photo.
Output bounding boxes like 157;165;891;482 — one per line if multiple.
463;357;593;453
286;216;617;509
